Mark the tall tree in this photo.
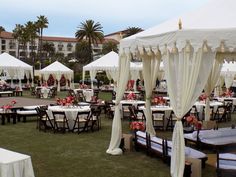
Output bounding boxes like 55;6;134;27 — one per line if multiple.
123;27;143;38
102;41;118;54
25;21;38;65
12;24;24;58
36;15;48;61
75;19;104;62
75;41;91;64
0;26;5;36
42;42;55;58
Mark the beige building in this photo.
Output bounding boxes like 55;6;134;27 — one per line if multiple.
0;31;118;60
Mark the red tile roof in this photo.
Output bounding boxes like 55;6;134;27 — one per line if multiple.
0;31;14;39
0;31;118;44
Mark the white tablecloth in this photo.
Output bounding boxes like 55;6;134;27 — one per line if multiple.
0;148;34;177
139;105;173;130
74;89;94;102
47;105;91;129
40;87;50;98
194;101;223;120
216;97;236;105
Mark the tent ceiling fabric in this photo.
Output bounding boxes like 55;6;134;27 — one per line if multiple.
0;52;33;79
120;0;236;56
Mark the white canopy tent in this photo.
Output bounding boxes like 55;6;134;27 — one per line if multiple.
83;51;143;89
107;0;236;177
40;61;74;92
0;52;33;89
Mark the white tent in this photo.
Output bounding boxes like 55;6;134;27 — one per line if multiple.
0;52;33;89
40;61;74;91
83;51;143;89
107;0;236;177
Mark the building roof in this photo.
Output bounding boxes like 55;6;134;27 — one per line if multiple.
0;31;14;39
0;31;118;44
104;30;129;37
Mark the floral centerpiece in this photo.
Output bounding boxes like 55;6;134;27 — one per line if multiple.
80;84;88;89
56;96;77;106
186;115;202;130
198;93;208;101
1;100;17;112
130;121;145;131
127;92;136;100
152;96;166;105
221;90;233;97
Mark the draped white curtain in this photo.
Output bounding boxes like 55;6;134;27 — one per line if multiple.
204;58;223;121
140;48;161;136
224;71;235;89
89;70;97;89
106;52;131;155
163;42;215;177
55;73;62;92
130;70;140;91
106;70;119;83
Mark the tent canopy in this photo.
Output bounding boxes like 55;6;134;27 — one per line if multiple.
83;51;142;71
83;51;118;71
120;0;236;54
40;61;74;91
0;52;32;80
108;1;236;177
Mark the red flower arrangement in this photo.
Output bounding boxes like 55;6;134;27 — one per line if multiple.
186;115;202;130
56;96;76;106
1;100;17;110
221;90;233;97
152;96;166;105
127;92;136;100
130;121;145;131
198;94;208;101
80;84;88;89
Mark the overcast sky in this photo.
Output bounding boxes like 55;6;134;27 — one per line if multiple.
0;0;209;37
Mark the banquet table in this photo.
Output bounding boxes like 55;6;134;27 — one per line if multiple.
74;89;94;102
215;97;236;105
139;105;173;130
194;101;223;120
47;105;91;129
0;148;35;177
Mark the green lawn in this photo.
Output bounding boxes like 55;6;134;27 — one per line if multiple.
1;91;234;177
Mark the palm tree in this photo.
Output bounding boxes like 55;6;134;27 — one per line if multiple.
123;27;143;38
36;15;48;61
75;19;104;62
25;21;38;65
0;26;5;36
12;24;24;58
102;40;118;54
42;42;55;58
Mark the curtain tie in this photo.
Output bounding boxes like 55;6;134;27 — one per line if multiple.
146;97;151;101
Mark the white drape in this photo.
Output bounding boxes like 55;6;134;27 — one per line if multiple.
140;48;161;136
204;58;223;121
163;42;215;177
106;70;119;83
224;70;235;89
106;51;131;155
130;70;140;91
89;70;97;89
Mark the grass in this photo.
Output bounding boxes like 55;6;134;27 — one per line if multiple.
0;91;235;177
